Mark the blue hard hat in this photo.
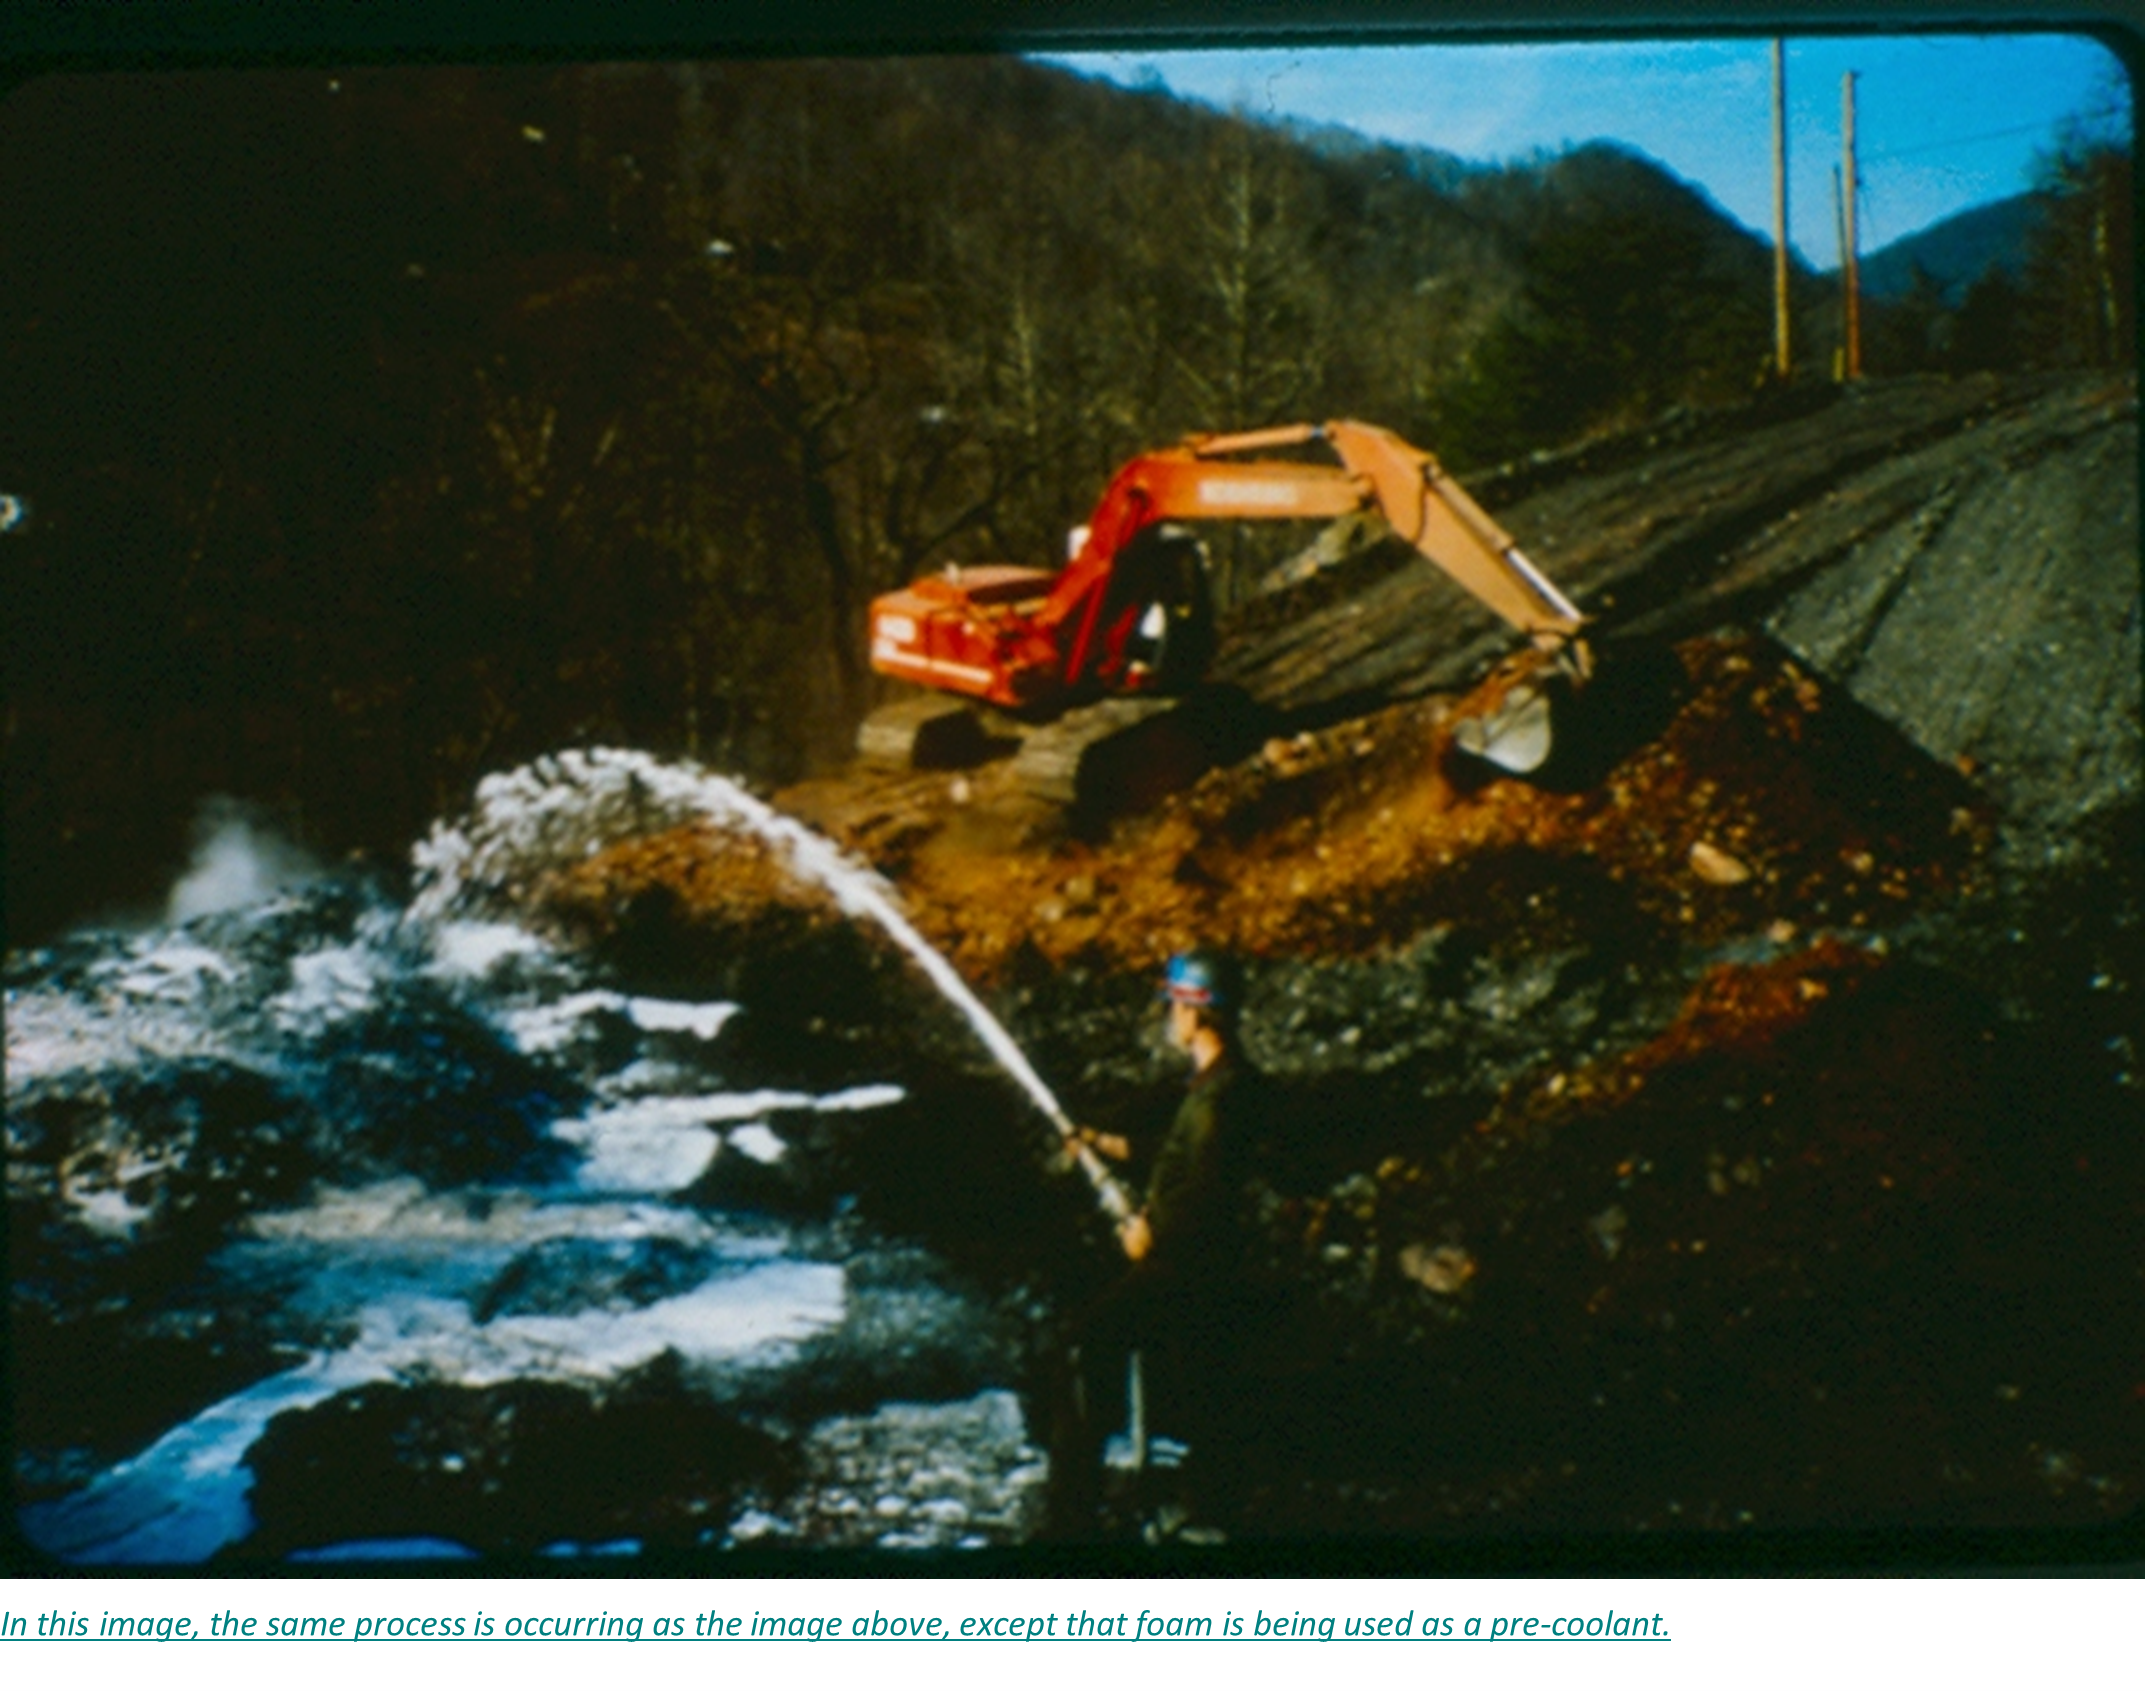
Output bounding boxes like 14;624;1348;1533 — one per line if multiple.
1161;950;1240;1009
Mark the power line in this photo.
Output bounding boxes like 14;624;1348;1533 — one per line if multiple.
1849;101;2129;249
1863;105;2129;164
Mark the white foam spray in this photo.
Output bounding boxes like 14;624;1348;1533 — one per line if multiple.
410;749;1131;1217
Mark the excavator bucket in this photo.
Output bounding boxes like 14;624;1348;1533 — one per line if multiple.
1449;639;1591;778
1453;679;1557;775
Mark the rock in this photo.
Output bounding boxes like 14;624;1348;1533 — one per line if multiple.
471;1235;710;1324
1688;841;1752;885
750;1390;1047;1549
1398;1242;1476;1294
243;1369;792;1556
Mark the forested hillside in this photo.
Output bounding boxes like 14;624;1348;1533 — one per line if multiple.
0;57;2126;938
1859;193;2043;303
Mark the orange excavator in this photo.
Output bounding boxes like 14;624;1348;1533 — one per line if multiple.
863;419;1591;782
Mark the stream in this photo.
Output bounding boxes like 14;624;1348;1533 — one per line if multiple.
9;751;1056;1562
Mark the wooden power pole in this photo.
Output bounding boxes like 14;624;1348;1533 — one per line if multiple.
1841;70;1862;380
1773;39;1791;379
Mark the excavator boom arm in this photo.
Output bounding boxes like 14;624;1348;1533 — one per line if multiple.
1037;420;1583;688
1323;420;1584;641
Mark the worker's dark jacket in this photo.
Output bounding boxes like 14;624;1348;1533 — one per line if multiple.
1141;1052;1255;1288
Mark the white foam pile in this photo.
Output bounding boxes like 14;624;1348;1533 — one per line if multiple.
550;1083;906;1192
503;989;740;1056
424;919;551;979
8;905;412;1089
268;941;386;1032
7;933;244;1081
727;1124;786;1165
626;998;739;1039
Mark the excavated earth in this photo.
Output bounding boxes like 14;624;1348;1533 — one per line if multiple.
525;372;2140;1545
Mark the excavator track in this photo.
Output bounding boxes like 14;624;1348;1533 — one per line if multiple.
1011;697;1179;805
1014;689;1267;817
855;692;1015;771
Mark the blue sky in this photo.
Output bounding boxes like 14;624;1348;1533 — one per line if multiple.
1043;34;2129;265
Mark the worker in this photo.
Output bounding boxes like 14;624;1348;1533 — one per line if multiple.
1047;948;1263;1535
1101;949;1252;1267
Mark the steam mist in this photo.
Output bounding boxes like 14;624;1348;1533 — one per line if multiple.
167;800;323;923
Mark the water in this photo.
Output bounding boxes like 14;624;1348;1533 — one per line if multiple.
8;752;1055;1562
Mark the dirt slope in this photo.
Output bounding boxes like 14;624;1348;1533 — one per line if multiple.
1221;374;2136;796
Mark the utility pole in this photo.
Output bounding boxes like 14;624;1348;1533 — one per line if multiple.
1832;166;1851;381
1772;39;1791;379
1840;69;1862;380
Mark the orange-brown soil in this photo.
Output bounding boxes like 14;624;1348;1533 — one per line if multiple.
551;634;1986;995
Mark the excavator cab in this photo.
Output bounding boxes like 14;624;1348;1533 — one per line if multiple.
1093;524;1215;694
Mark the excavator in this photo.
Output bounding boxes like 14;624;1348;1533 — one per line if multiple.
861;419;1591;796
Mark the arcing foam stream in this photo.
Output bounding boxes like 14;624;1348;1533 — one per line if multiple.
410;749;1131;1218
